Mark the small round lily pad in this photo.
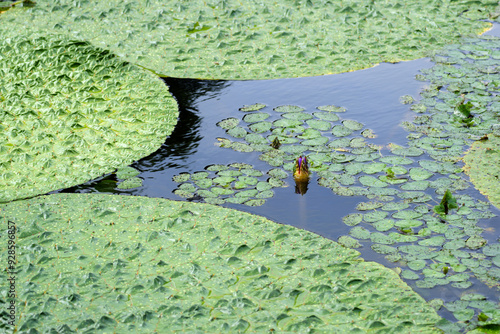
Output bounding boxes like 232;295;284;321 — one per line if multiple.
274;105;304;113
246;121;272;134
317;105;346;113
313;111;340;122
342;120;364;131
217;117;240;130
240;103;266;112
243;112;271;123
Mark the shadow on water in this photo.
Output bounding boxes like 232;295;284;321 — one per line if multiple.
137;79;230;171
55;49;500;322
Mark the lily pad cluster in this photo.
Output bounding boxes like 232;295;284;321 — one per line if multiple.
172;163;287;206
116;166;143;190
0;34;178;202
0;0;496;79
217;104;381;171
0;193;441;333
336;35;500;331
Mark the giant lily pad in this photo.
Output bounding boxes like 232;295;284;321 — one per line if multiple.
0;34;178;202
0;193;442;332
463;135;500;209
1;1;495;80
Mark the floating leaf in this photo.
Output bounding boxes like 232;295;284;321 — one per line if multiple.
227;126;248;138
268;177;287;188
217;117;240;130
206;164;230;172
400;95;415;104
213;176;236;185
317;105;346;113
256;190;274;199
240;103;266;112
372;244;398;255
268;168;288;179
362;163;386;174
312;112;339;122
338;235;361;248
173;173;190;183
343;214;363;226
273;119;302;128
359;176;387;188
463;135;500;209
243;112;270;123
283;111;313;121
0;35;178;202
331;125;354;137
419;237;446;247
391;146;424;157
249;121;273;133
116;166;140;179
328;138;351;148
342;120;364;131
194;178;213;189
379;156;414;165
211;187;235;196
301;136;329;146
191;171;210;180
409;168;434;181
174;189;195;198
364;211;388;223
356;201;384;211
349;226;371;240
361;129;377;138
244;199;266;206
400;181;430;191
373;219;395;232
116;177;143;189
245;133;269;145
306;119;332;131
274;105;304;113
218;170;243;177
238;176;258;186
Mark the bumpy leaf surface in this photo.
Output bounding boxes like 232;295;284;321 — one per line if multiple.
0;194;441;333
0;0;495;79
0;34;178;202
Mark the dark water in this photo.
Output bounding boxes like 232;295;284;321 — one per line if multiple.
64;57;434;237
55;24;500;323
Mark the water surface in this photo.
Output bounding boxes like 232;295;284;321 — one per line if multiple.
56;38;500;323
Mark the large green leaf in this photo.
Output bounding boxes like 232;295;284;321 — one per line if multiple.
0;34;178;202
0;0;494;79
0;194;442;332
463;135;500;209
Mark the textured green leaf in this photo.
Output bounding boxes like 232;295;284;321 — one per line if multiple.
238;103;266;112
217;117;240;129
0;35;178;202
317;105;346;113
116;177;143;189
249;121;273;133
331;125;354;137
306;119;332;131
243;112;270;123
0;194;442;332
343;214;363;226
359;176;387;188
2;1;492;80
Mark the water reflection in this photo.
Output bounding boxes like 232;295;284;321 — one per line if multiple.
136;79;230;171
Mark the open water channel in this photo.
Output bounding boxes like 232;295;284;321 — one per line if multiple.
53;23;500;325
